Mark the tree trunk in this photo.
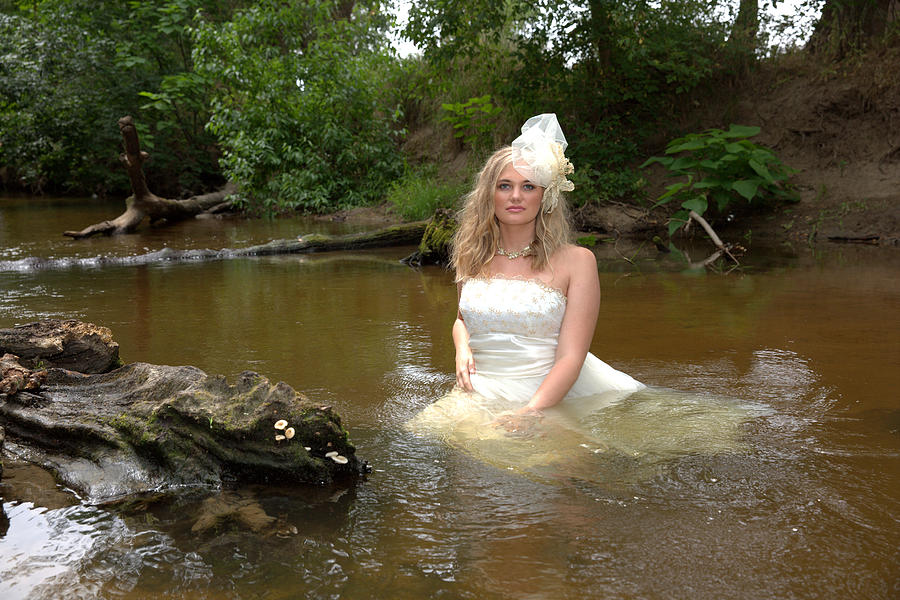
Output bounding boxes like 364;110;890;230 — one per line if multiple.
808;0;900;57
729;0;759;48
63;116;234;239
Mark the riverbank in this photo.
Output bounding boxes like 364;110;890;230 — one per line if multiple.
682;46;900;248
321;46;899;251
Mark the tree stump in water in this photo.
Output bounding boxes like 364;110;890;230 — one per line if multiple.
0;319;120;373
63;116;234;239
0;320;362;503
402;208;457;267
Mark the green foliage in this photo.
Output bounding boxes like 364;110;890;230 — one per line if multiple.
566;117;646;206
440;95;502;151
0;0;236;196
192;0;403;214
404;0;732;208
641;124;797;236
124;0;227;193
0;9;127;193
386;165;468;221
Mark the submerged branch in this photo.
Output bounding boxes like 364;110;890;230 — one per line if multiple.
686;210;741;266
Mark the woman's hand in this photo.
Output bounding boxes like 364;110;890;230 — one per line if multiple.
492;406;544;437
455;344;476;391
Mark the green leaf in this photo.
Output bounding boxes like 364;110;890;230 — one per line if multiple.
639;155;673;168
681;195;708;214
733;179;761;200
693;178;724;189
722;124;760;138
653;181;688;206
669;156;699;171
712;190;731;211
666;139;706;153
668;209;690;237
748;159;775;184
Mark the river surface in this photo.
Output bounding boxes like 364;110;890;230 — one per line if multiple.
1;196;898;599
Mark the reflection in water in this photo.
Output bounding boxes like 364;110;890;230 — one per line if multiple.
1;198;899;599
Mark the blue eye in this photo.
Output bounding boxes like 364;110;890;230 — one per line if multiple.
498;183;510;190
524;184;535;191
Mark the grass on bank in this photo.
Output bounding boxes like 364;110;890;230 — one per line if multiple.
386;165;470;221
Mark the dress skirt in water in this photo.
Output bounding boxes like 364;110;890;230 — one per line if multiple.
406;277;765;484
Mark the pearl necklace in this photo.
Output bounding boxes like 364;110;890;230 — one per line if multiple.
497;243;533;260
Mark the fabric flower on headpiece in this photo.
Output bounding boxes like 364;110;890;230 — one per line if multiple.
511;113;575;213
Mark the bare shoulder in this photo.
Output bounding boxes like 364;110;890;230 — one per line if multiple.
549;244;598;294
555;244;597;273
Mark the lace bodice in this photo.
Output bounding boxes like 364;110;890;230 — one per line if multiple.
457;276;644;402
459;277;566;339
458;277;565;381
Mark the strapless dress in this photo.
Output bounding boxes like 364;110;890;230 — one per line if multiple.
458;276;644;405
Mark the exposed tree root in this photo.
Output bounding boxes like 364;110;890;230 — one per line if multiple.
63;116;234;239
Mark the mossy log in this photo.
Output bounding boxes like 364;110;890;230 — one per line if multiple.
402;208;457;267
0;321;361;503
239;221;428;257
8;222;429;272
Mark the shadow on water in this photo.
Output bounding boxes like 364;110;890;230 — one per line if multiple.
1;196;899;599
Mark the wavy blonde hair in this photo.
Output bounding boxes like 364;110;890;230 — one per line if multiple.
451;146;572;282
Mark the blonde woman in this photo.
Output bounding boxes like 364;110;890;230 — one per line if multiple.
450;114;643;425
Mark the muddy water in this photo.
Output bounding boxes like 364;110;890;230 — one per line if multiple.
1;196;899;599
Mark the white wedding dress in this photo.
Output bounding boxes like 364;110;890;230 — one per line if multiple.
457;276;644;404
406;277;763;483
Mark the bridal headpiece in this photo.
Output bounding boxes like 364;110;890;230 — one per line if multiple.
511;113;575;213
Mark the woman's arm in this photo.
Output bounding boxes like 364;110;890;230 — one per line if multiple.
523;246;600;412
453;316;476;391
453;283;476;391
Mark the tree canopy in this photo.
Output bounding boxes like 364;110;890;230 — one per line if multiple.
1;0;896;214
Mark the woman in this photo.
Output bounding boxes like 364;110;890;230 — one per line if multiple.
408;116;756;473
450;114;644;426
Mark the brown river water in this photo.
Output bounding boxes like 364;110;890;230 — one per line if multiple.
1;196;898;599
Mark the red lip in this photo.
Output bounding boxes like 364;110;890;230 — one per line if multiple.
506;206;525;212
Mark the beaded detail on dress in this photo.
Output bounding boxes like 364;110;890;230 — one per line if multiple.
460;277;566;339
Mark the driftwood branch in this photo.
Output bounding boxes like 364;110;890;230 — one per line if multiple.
64;116;234;239
685;210;741;266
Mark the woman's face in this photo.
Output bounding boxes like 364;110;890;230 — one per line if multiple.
493;164;543;227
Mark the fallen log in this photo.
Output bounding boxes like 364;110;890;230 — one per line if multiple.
0;320;362;503
6;222;428;272
401;208;457;267
63;116;234;239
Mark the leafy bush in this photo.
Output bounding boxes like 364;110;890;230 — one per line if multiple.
566;117;646;206
440;95;503;151
192;0;403;215
641;124;797;236
386;165;468;221
0;11;127;194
